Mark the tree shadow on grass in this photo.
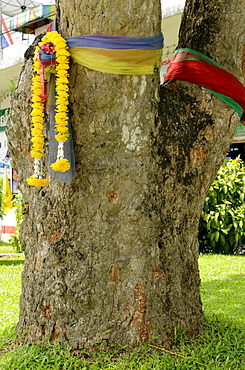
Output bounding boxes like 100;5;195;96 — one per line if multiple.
201;274;245;326
0;259;24;266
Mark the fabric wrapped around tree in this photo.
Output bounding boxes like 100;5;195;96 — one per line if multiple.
164;48;245;124
41;33;164;75
66;33;164;75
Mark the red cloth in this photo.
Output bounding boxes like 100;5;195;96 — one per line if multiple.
46;22;53;33
165;55;245;122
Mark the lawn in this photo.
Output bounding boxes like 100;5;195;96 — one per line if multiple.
0;242;16;255
0;258;24;338
199;254;245;326
0;254;244;369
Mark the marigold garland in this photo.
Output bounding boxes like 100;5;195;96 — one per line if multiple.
50;158;71;172
26;176;48;187
26;31;71;187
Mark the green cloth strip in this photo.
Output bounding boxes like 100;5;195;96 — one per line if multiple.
208;90;243;118
174;48;225;69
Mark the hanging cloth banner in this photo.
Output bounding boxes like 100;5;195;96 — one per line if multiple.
164;48;245;123
66;34;163;75
2;168;13;215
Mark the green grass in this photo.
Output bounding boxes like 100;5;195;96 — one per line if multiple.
0;242;16;254
0;258;24;339
0;255;244;369
199;254;245;326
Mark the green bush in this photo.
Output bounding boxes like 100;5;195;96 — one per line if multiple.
199;157;245;254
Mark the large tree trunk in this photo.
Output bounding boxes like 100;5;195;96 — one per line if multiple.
7;0;245;348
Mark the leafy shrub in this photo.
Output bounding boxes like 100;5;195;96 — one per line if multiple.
199;157;245;254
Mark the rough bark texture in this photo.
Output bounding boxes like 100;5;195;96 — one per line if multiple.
6;0;245;349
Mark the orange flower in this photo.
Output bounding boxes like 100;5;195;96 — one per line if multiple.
50;158;70;172
26;177;48;187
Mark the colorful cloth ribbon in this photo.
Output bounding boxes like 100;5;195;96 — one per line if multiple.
164;48;245;123
40;33;164;75
66;34;163;75
41;33;163;75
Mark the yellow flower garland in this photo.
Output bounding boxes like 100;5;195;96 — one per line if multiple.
26;31;71;187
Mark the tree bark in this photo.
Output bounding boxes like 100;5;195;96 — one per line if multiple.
7;0;245;349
